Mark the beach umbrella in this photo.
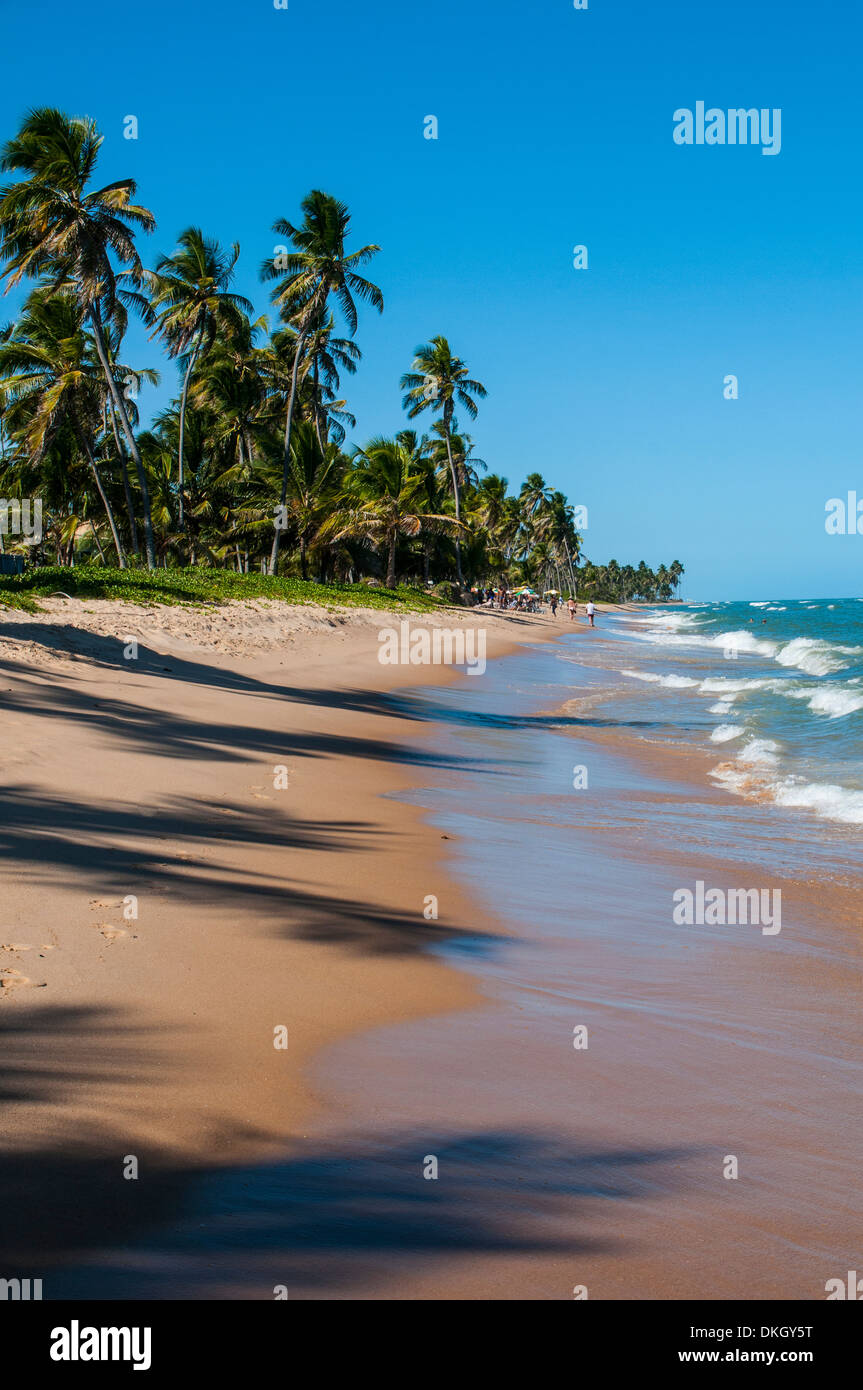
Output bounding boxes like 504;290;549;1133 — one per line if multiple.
545;589;559;595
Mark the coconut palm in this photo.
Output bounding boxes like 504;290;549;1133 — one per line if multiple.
0;287;125;562
97;319;160;559
429;420;486;495
260;190;383;572
547;490;581;595
147;228;253;534
0;107;158;565
258;421;343;580
400;336;486;588
301;312;361;449
336;433;456;589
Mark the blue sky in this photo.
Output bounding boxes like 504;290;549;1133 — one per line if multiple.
1;0;861;598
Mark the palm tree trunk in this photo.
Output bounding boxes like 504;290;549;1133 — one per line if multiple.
312;359;325;455
107;400;140;558
442;407;463;587
270;328;308;575
75;425;125;567
299;535;308;581
242;428;255;469
386;530;397;589
88;307;156;568
563;538;578;597
90;520;106;563
177;328;203;536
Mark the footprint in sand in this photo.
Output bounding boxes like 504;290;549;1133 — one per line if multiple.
93;924;128;943
0;968;45;991
90;898;122;910
1;943;33;952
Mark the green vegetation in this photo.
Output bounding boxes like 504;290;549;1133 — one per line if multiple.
0;108;683;603
578;558;685;603
0;564;442;613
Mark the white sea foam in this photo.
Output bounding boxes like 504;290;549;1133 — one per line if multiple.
698;676;775;694
712;630;778;657
784;686;863;718
710;761;863;824
619;669;699;688
738;737;781;765
627;618;862;682
774;637;861;677
708;701;734;714
710;724;746;743
773;780;863;824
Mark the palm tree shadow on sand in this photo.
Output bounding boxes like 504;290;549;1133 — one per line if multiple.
0;1004;697;1299
8;1128;697;1300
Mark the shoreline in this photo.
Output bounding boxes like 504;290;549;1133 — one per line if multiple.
302;622;863;1300
0;597;572;1276
5;594;858;1298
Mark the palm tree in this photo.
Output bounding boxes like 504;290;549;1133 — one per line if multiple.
0;287;125;563
302;312;361;449
429;421;486;495
147;228;253;535
98;317;160;559
547;490;581;595
336;433;455;589
260;191;383;573
519;472;552;523
267;421;344;580
0;108;158;565
401;336;486;588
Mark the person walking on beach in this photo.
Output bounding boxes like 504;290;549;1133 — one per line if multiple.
567;598;576;620
586;600;596;628
550;594;558;617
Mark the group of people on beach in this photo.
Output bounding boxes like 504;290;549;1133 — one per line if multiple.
474;586;540;612
546;595;597;626
474;587;596;626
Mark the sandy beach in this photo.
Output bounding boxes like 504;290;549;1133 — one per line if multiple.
0;597;571;1278
2;596;861;1301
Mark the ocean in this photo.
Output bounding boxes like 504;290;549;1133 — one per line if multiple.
601;598;863;829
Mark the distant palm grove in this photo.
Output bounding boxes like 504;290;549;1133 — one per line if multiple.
0;109;683;604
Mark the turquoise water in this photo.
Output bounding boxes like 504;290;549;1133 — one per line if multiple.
580;599;863;827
